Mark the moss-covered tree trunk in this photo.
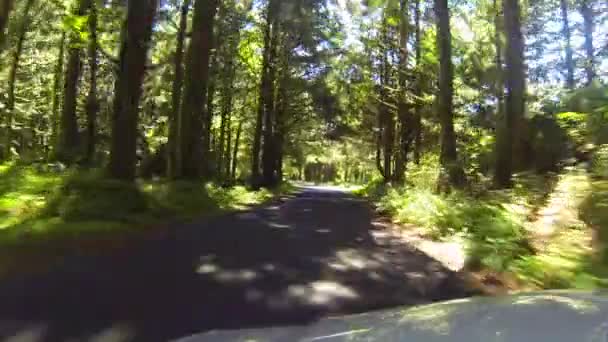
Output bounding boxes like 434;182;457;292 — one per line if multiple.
179;0;218;179
435;0;465;190
57;0;90;164
50;32;66;159
495;0;526;187
168;0;191;179
84;0;98;165
4;0;34;160
107;0;158;180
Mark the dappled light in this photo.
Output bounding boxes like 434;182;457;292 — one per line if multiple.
1;0;608;339
0;187;475;341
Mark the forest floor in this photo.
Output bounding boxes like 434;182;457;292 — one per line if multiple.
0;185;479;341
360;164;608;292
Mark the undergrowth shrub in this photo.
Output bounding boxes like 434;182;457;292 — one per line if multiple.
362;176;532;272
43;171;149;222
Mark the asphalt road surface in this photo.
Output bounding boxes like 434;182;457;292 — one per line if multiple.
0;186;474;341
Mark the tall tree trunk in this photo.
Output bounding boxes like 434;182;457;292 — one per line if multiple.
413;0;422;165
84;0;99;165
560;0;574;89
179;0;218;179
50;31;66;159
494;0;504;118
261;16;280;187
0;0;14;49
495;0;526;187
231;120;242;181
224;118;232;179
57;0;90;163
580;0;595;85
168;0;191;179
380;21;393;182
395;0;412;183
435;0;464;189
253;0;277;187
4;0;34;160
107;0;158;180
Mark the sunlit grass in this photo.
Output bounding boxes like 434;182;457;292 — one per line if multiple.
358;163;608;289
0;163;292;278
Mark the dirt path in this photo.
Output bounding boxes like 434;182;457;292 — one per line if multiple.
0;186;476;341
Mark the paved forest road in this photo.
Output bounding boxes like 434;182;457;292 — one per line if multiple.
0;186;476;341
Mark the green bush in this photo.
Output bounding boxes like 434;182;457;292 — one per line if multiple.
592;144;608;179
43;172;149;222
367;180;532;272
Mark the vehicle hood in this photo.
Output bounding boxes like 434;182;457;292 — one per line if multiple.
176;291;608;342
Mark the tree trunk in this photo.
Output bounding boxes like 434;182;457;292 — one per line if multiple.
4;0;34;160
50;31;66;159
107;0;158;180
179;0;218;179
224;118;232;180
580;0;595;85
261;16;280;187
168;0;191;179
0;0;14;49
413;0;422;165
57;0;90;164
231;120;242;181
84;0;99;165
560;0;574;89
380;21;393;182
494;0;504;118
495;0;526;187
435;0;465;189
395;0;412;183
254;0;278;187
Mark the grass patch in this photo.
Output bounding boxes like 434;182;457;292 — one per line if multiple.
0;163;292;278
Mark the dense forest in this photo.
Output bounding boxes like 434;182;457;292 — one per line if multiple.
1;0;608;289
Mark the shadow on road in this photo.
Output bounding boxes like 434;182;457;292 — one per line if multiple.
0;187;477;341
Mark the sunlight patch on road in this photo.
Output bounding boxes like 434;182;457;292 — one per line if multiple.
287;281;359;306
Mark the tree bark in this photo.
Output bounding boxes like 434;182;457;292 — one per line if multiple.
50;31;66;159
107;0;158;180
253;0;277;187
231;120;242;181
435;0;464;189
84;0;99;165
168;0;191;179
580;0;595;85
261;15;280;187
0;0;13;49
380;20;393;182
57;0;90;163
413;0;422;165
4;0;34;159
179;0;218;179
494;0;504;117
495;0;526;187
395;0;413;183
560;0;574;89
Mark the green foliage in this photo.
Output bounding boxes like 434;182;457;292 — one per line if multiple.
363;178;532;272
591;145;608;179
